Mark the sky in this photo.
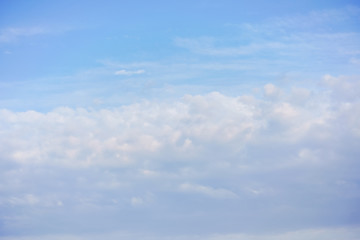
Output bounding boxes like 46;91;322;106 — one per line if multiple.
0;0;360;239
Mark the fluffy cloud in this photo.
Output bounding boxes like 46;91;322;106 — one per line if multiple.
0;91;262;168
0;75;359;238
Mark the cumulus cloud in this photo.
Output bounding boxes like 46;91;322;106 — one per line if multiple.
0;75;359;237
322;74;360;101
0;76;358;172
263;83;282;99
0;91;263;167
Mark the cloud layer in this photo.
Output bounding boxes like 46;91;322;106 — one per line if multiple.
1;75;359;238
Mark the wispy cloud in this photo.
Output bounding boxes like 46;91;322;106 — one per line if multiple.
239;6;360;34
1;226;360;240
0;27;46;43
174;37;288;56
179;183;238;199
115;69;145;76
174;6;360;70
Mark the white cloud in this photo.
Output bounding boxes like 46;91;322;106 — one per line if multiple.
173;6;360;79
130;192;154;207
1;194;63;208
179;183;238;199
174;37;287;56
0;76;359;237
241;6;360;33
114;69;145;76
130;197;144;206
0;27;46;43
7;194;39;206
0;92;259;167
0;76;358;169
263;83;282;99
322;74;360;101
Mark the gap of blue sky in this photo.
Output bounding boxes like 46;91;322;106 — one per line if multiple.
0;1;360;240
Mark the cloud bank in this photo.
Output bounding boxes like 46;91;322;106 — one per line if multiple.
0;75;359;238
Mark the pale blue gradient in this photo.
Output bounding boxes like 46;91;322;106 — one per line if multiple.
1;0;359;110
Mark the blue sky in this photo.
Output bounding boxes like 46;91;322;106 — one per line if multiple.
1;1;360;239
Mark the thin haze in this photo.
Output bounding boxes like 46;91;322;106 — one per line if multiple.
0;1;360;239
